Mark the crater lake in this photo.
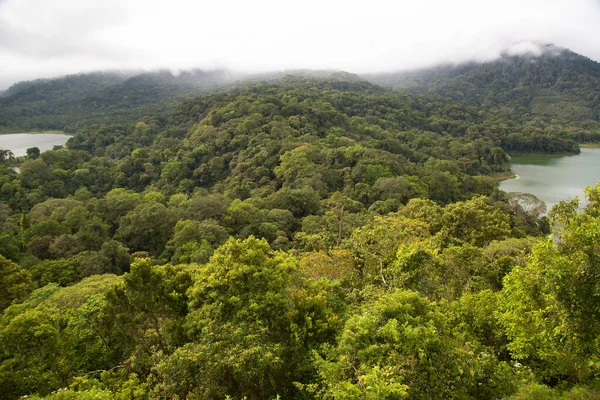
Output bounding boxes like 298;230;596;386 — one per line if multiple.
499;148;600;211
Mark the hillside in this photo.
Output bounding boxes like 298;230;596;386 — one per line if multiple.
0;58;588;155
366;45;600;144
0;69;365;133
0;69;237;132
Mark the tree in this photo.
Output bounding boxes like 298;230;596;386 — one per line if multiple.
349;213;431;288
315;289;513;400
499;183;600;382
0;149;14;164
28;259;77;287
400;198;444;234
114;258;194;352
116;201;174;255
507;192;547;219
506;192;547;234
325;192;364;247
99;240;132;274
26;147;40;160
48;234;81;259
19;158;52;189
0;275;120;398
97;189;141;233
275;144;328;194
441;196;511;247
165;219;228;264
425;170;461;204
0;255;32;312
373;176;421;204
181;236;299;399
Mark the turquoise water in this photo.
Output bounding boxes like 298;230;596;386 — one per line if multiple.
499;148;600;211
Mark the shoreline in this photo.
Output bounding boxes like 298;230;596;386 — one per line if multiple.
0;130;68;135
490;170;517;181
580;143;600;149
507;151;580;157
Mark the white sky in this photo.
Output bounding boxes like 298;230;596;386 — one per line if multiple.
1;0;599;89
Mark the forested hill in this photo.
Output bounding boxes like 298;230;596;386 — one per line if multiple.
0;69;237;132
1;45;599;151
365;45;600;144
0;69;362;133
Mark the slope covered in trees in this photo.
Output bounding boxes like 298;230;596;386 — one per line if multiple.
0;70;236;132
1;76;524;262
3;45;600;154
0;74;599;399
366;45;600;149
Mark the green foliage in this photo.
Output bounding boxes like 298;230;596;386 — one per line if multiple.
507;383;600;400
27;384;114;400
0;275;120;398
0;255;32;312
107;258;195;354
0;70;230;132
440;195;512;246
499;183;600;383
349;213;431;287
116;201;175;255
315;289;516;400
28;259;78;287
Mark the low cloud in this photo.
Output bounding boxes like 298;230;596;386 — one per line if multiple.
1;0;599;88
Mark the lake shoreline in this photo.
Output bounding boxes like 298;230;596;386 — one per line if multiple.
499;148;600;211
0;130;68;135
497;150;582;183
580;143;600;149
0;132;72;158
507;150;580;157
490;170;518;181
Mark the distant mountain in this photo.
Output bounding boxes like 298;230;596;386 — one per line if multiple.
2;72;130;101
0;69;363;132
0;69;239;132
2;45;599;148
365;45;600;128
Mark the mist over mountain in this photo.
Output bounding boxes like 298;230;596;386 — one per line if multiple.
1;44;598;144
0;68;368;131
0;69;242;131
365;45;600;124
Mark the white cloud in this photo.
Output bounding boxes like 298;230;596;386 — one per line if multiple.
0;0;599;88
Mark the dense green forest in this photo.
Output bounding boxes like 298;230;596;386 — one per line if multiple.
2;46;599;154
1;55;600;399
0;68;337;134
367;46;600;147
0;70;235;132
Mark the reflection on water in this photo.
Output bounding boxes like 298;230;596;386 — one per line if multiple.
499;149;600;211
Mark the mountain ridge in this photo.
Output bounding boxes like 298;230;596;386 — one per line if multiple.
364;46;600;123
0;44;598;148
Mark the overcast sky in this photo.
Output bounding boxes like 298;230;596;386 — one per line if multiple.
1;0;599;89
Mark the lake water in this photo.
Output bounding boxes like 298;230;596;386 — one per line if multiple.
0;133;71;157
499;148;600;211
